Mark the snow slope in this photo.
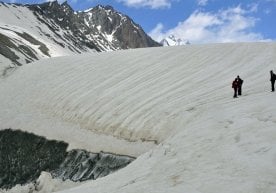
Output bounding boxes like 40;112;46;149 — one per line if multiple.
0;3;66;56
0;3;78;74
0;42;276;193
0;2;107;75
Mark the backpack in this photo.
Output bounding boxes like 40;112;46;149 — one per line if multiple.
240;79;243;85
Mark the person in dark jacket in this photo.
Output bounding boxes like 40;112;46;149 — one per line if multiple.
232;78;239;98
237;75;243;95
270;70;276;92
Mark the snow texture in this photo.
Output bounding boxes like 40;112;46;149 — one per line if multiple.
0;172;80;193
0;42;276;193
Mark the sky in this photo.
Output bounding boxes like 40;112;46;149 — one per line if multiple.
2;0;276;44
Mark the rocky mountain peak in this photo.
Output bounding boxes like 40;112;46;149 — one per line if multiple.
95;4;114;11
81;4;159;49
61;1;74;12
30;0;73;15
0;1;160;72
42;0;59;8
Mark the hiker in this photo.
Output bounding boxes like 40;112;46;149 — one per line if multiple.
237;75;243;95
232;78;239;98
270;70;276;92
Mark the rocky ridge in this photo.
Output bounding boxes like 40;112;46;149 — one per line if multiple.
0;1;160;75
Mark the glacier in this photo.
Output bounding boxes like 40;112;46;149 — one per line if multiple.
0;42;276;193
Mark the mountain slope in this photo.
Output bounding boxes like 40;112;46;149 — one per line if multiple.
0;1;160;75
0;42;275;193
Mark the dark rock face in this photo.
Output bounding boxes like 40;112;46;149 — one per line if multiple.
52;150;134;182
28;1;100;53
0;129;68;189
28;2;160;51
0;30;50;66
81;5;160;49
0;33;21;66
0;129;135;190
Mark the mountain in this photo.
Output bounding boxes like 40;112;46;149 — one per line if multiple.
0;1;160;75
160;35;190;46
0;42;275;193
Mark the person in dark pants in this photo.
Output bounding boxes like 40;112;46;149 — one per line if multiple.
237;75;243;95
270;70;276;92
232;78;239;98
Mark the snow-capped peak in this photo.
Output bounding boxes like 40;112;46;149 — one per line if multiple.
0;1;159;74
161;35;190;46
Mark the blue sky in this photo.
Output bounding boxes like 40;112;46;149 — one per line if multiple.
3;0;276;43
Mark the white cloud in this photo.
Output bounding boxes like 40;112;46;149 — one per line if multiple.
248;3;258;12
266;0;276;3
198;0;208;6
149;5;266;44
115;0;175;9
148;23;166;41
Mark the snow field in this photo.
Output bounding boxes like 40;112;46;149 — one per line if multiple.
0;4;72;56
0;42;276;193
0;172;82;193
